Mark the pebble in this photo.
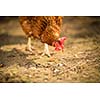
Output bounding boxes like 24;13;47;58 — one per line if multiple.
0;63;4;67
57;63;63;67
28;75;32;78
53;69;60;73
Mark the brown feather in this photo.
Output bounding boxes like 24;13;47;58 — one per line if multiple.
19;16;63;45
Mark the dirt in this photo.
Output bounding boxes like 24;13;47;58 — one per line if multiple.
0;16;100;83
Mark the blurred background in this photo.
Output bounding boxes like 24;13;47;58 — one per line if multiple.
0;16;100;83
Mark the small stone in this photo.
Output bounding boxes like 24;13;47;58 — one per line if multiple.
86;59;89;62
74;54;79;58
57;63;63;67
53;69;60;73
0;63;4;67
28;75;32;78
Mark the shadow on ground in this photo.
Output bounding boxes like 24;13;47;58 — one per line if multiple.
0;33;26;46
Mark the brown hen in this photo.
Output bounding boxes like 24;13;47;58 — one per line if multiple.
19;16;66;57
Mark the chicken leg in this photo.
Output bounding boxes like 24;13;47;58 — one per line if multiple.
27;38;50;57
42;43;51;57
26;37;35;52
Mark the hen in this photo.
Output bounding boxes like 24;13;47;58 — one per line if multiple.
19;16;66;57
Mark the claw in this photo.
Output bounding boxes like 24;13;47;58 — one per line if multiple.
26;37;36;54
41;43;51;57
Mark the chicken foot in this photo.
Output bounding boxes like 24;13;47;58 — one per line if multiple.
26;38;50;57
26;37;35;52
41;43;51;57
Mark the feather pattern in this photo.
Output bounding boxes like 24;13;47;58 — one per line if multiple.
19;16;63;45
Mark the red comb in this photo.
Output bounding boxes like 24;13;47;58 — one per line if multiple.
59;36;67;42
53;36;67;51
54;42;62;51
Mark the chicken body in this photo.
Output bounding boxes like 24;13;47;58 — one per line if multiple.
19;16;63;57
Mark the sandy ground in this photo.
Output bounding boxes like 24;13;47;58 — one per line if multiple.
0;16;100;83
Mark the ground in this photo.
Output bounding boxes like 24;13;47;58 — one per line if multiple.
0;17;100;83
